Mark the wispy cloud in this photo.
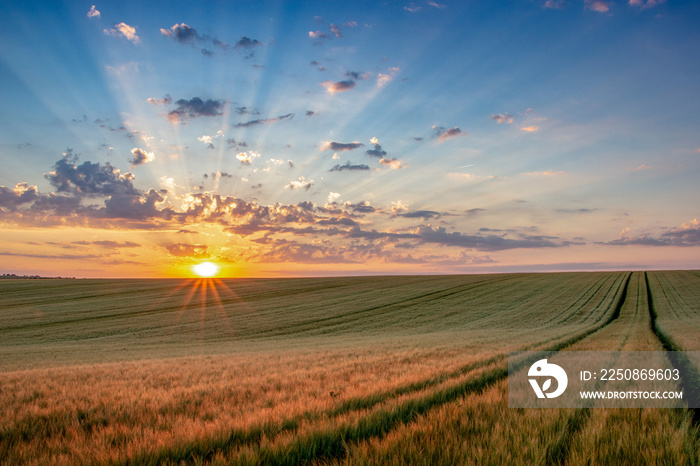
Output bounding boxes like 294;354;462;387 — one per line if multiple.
521;126;540;132
629;0;666;8
234;113;294;128
87;5;100;18
329;162;370;172
543;0;569;9
490;113;513;124
585;0;611;12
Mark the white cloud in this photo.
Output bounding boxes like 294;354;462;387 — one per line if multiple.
104;22;140;44
236;151;261;165
285;176;314;191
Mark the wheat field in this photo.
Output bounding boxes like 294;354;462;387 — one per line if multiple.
1;271;699;464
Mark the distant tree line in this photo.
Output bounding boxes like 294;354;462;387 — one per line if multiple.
0;273;75;279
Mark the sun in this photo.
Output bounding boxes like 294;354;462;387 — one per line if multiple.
192;262;220;278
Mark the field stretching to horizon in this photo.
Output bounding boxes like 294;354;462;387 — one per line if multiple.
1;271;700;464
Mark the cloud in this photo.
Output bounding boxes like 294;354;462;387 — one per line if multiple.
166;97;225;123
129;148;155;166
321;141;364;151
87;5;100;18
0;183;39;212
404;3;422;13
433;126;464;141
45;157;139;197
330;24;341;38
629;0;665;7
399;210;441;219
585;0;611;12
345;71;370;80
412;225;564;250
234;113;294;128
147;95;173;106
379;158;406;169
160;23;231;54
236;151;261;165
309;30;328;39
428;1;446;8
165;243;208;257
285;177;314;191
329;162;370;172
600;219;700;247
321;80;356;94
543;0;569;8
235;36;263;49
104;23;140;44
523;170;566;176
490;113;514;124
82;240;141;249
377;67;400;86
521;126;540;132
366;137;387;158
160;23;199;43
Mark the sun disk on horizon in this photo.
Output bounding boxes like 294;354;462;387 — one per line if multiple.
192;262;220;278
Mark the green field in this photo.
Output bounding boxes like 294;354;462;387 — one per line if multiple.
1;271;700;464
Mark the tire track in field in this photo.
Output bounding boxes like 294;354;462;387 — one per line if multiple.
645;272;700;424
542;272;647;465
122;273;632;466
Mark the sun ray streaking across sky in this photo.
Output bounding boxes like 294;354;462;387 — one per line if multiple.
0;1;699;277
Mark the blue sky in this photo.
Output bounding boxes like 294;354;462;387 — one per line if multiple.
0;0;699;277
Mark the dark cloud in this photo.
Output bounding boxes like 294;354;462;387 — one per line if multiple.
45;157;139;197
235;36;263;49
236;106;259;115
321;80;356;94
167;97;225;123
366;144;387;158
0;183;38;211
161;23;200;43
129;148;154;166
306;110;315;117
160;23;230;55
399;210;441;219
599;220;700;247
345;71;370;80
323;141;364;151
234;113;294;128
465;208;485;215
329;162;370;172
555;208;596;214
433;126;465;141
